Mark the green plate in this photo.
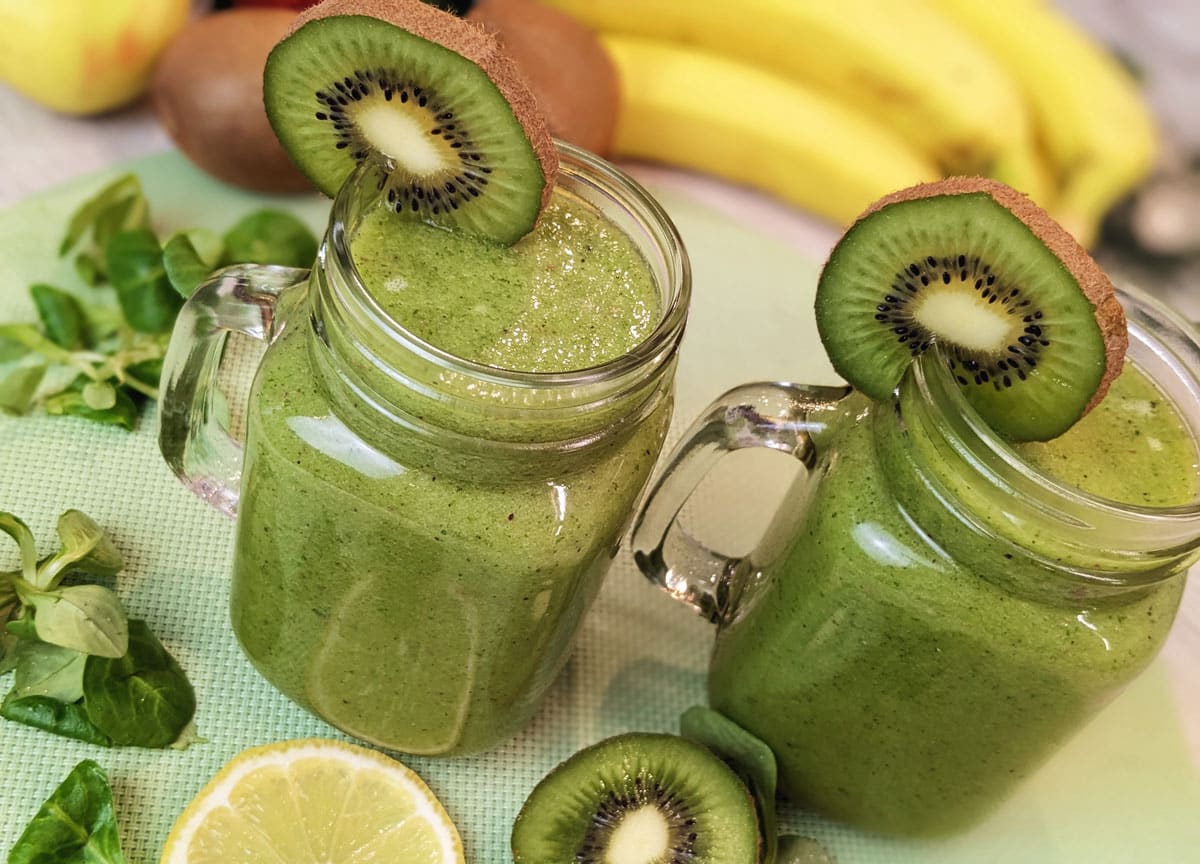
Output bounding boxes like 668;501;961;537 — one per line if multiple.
0;152;1197;862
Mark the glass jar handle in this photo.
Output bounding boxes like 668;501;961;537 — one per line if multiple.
630;381;850;623
157;264;309;517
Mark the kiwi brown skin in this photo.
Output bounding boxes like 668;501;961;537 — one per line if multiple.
285;0;558;214
467;0;620;157
151;9;314;194
860;176;1127;416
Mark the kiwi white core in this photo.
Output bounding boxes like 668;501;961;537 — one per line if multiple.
912;291;1011;354
355;103;444;173
607;805;670;864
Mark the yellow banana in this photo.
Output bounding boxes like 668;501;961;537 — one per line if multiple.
929;0;1158;247
987;129;1057;210
601;35;939;227
545;0;1028;174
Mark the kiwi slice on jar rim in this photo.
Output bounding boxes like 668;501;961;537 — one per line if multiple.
815;177;1127;441
511;733;761;864
263;0;557;244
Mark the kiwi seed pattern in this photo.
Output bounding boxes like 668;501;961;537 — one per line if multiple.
576;779;700;862
313;70;494;218
877;252;1048;392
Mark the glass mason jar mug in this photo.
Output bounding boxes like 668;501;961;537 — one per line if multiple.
632;283;1200;836
158;143;691;756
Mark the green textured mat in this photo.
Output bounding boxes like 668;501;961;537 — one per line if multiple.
1;152;1198;862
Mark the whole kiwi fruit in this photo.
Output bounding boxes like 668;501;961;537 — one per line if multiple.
466;0;619;157
151;9;313;193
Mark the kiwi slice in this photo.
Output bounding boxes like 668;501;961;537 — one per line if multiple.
263;0;557;244
511;733;761;864
815;177;1127;441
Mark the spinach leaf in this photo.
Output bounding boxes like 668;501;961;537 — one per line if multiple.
83;619;195;748
29;284;86;349
7;639;87;703
0;695;113;747
23;584;128;658
223;209;318;269
0;363;47;414
681;705;779;864
43;383;139;431
104;230;182;334
6;760;126;863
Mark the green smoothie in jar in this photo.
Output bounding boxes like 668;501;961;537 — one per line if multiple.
632;177;1200;837
708;359;1197;835
160;4;691;758
229;168;686;756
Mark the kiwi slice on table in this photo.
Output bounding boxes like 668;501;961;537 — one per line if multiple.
512;733;761;864
263;0;557;244
815;177;1127;441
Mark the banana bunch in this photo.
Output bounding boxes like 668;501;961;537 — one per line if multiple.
543;0;1157;247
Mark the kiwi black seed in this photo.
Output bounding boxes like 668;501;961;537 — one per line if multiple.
815;177;1127;441
511;733;760;864
263;0;557;244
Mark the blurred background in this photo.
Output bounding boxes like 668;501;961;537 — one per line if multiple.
1;0;1197;317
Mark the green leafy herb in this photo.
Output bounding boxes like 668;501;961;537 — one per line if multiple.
60;174;145;258
777;836;834;864
6;640;87;703
104;229;183;334
0;332;30;363
21;584;128;659
223;208;318;269
0;511;38;581
29;284;86;349
73;252;105;287
0;509;196;749
47;509;124;583
0;695;113;747
83;619;195;748
3;171;318;430
681;705;779;864
43;382;139;430
163;229;224;299
6;760;127;864
0;363;47;414
124;357;162;390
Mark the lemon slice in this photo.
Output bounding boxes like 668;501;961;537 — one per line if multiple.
160;738;465;864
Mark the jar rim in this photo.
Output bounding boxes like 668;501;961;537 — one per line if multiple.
325;140;691;391
897;282;1200;588
912;283;1200;520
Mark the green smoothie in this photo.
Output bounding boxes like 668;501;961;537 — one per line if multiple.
707;362;1197;835
230;189;671;755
